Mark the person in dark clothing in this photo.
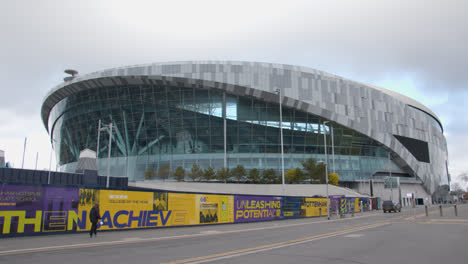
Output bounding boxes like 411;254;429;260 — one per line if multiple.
89;203;101;238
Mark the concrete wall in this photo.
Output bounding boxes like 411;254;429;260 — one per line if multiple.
354;181;431;205
131;180;367;197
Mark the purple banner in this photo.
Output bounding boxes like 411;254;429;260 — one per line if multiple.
42;187;79;233
329;195;344;213
0;185;44;235
0;185;79;235
234;196;282;223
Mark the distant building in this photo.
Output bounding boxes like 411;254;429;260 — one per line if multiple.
0;150;5;168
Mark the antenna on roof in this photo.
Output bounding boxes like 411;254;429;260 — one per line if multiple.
64;69;78;82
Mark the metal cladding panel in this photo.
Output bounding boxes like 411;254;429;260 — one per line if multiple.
41;61;448;193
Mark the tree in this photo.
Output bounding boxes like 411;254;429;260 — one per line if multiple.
285;168;305;183
231;164;247;182
248;168;260;183
315;163;327;184
203;166;216;181
188;163;202;181
262;169;277;184
302;158;328;183
451;182;464;195
302;158;320;183
173;166;185;182
157;163;171;181
216;167;230;183
144;168;156;180
460;173;468;183
329;173;339;186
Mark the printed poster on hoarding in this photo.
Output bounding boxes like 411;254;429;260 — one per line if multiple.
168;193;197;226
42;187;79;233
283;197;302;218
0;185;44;235
234;196;282;223
98;190;170;230
0;185;79;235
196;194;234;225
301;198;328;217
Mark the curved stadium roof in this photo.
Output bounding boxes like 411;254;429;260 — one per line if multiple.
41;61;441;132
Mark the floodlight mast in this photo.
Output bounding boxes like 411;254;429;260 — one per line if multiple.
64;69;78;76
64;69;78;82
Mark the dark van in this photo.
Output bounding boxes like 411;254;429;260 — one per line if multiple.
383;200;401;213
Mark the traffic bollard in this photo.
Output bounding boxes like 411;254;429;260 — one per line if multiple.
425;205;428;217
439;205;443;217
454;205;458;217
319;207;322;217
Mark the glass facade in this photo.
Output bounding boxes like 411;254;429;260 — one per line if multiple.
49;84;394;181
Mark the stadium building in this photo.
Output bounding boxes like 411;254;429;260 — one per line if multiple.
41;61;449;200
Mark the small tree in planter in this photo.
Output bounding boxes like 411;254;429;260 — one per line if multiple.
144;168;156;180
203;166;216;181
188;163;202;181
248;168;260;183
262;169;277;184
157;163;171;181
173;166;186;182
231;164;246;182
216;167;230;183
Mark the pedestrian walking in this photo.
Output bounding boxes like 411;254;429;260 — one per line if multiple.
89;203;101;238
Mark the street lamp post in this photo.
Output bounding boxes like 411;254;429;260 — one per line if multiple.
22;137;27;169
48;143;52;184
323;120;330;220
48;137;59;185
331;125;335;173
275;89;285;196
97;120;113;188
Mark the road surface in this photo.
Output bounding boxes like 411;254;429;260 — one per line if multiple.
0;204;466;264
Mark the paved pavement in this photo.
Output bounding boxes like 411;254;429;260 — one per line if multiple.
0;204;467;264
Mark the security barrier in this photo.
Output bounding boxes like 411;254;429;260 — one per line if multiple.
0;184;371;237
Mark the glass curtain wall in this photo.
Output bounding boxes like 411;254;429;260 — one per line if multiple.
49;84;391;181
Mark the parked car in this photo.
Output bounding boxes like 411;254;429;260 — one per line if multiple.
382;200;401;213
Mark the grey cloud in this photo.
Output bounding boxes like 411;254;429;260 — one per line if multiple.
0;0;467;178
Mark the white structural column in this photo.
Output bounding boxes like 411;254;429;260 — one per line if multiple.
106;123;113;188
276;89;285;196
389;152;393;201
96;119;102;169
323;121;330;220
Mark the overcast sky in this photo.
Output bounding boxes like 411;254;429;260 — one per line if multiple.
0;0;467;188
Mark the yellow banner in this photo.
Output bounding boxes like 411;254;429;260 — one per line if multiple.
168;193;197;226
301;198;328;217
196;194;234;225
75;188;101;230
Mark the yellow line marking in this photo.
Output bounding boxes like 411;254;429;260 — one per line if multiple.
429;219;468;222
416;222;468;226
404;208;444;220
161;222;389;264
